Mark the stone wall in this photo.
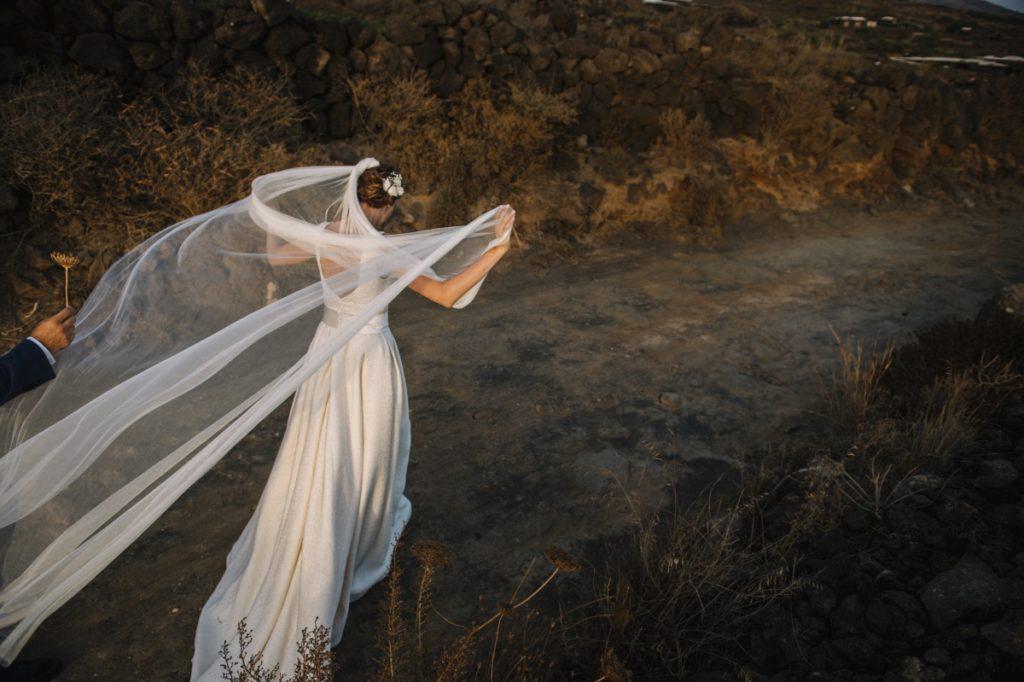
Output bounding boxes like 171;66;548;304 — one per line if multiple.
0;0;1019;182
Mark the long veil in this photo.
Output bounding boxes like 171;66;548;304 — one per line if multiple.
0;158;509;663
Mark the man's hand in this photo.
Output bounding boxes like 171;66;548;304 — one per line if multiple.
30;307;76;355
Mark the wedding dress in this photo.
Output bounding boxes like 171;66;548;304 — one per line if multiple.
0;160;508;669
190;244;414;679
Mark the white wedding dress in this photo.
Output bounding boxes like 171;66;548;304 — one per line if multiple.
190;247;412;679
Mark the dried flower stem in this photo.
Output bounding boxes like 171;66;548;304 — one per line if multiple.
50;251;80;308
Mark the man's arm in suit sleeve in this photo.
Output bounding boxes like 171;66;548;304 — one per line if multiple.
0;338;58;406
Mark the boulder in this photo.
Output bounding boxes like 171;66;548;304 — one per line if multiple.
974;459;1018;489
418;1;447;26
129;42;168;70
386;15;425;46
169;0;205;41
631;49;660;77
343;17;375;50
549;0;577;35
114;1;171;41
214;10;265;50
189;35;224;70
981;609;1024;657
631;30;664;53
441;0;463;24
462;26;489;61
594;48;628;74
265;23;310;55
69;32;129;75
919;555;1022;628
441;40;461;67
315;21;349;54
293;70;325;98
250;0;291;26
488;20;516;48
579;58;600;84
412;33;442;68
294;42;330;75
53;0;109;34
365;39;408;76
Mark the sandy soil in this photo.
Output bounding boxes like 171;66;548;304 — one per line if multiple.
18;196;1024;679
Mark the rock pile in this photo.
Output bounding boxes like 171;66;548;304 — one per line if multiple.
752;405;1024;679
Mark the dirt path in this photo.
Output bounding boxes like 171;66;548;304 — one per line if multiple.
21;198;1024;680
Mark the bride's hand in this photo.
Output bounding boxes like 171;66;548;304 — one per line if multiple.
495;205;515;240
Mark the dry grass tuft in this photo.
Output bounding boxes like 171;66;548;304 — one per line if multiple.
825;328;895;438
558;480;802;678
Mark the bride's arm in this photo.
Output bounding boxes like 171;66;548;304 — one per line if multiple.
407;206;515;308
265;228;324;267
407;242;510;308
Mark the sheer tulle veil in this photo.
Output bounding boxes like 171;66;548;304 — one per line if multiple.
0;157;510;663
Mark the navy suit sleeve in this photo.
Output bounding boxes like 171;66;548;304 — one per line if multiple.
0;339;57;406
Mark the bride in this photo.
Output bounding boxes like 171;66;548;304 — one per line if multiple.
190;165;514;679
0;158;514;676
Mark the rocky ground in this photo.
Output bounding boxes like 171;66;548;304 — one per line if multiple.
771;422;1024;681
12;194;1022;679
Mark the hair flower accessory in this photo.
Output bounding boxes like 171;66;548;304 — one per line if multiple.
382;171;405;198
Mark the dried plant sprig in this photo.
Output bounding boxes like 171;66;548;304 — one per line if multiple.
49;251;80;308
544;546;581;573
411;539;453;569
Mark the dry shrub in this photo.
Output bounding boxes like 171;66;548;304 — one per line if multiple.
1;63;324;253
345;70;444;183
0;67;120;219
562;480;801;678
650;110;734;242
349;73;577;229
827;303;1024;476
651;109;715;165
219;617;333;682
115;66;319;241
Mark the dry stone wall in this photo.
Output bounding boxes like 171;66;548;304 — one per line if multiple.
0;0;1019;182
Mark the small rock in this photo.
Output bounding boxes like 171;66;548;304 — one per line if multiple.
488;20;516;48
907;473;944;492
992;504;1024;528
0;185;17;213
919;555;1017;629
844;507;875;533
386;15;425;46
980;609;1024;657
265;23;310;55
129;43;167;71
69;33;129;75
250;0;292;26
114;1;170;41
923;648;951;668
657;392;682;410
975;459;1017;488
807;583;837;616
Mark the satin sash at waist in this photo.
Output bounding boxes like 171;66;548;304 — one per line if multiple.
321;305;389;334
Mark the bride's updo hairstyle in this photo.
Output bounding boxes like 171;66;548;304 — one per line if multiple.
357;165;400;208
